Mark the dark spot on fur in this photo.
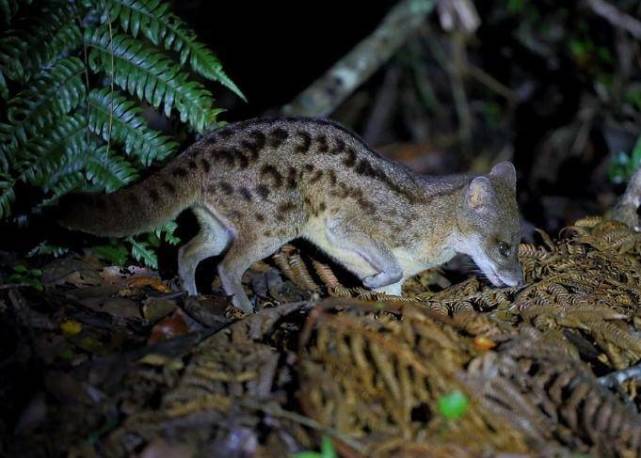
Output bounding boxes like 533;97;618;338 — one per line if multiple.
303;163;314;173
228;210;242;219
343;147;356;167
309;169;324;184
172;167;188;178
315;134;329;153
256;184;270;199
327;170;337;186
295;130;312;154
148;188;161;203
218;128;233;138
219;181;234;195
239;187;252;202
287;167;298;189
256;213;265;222
355;159;375;177
188;159;198;170
241;130;266;160
264;229;273;237
162;181;177;195
278;201;297;214
357;197;374;211
330;138;345;155
319;201;326;212
268;127;289;147
260;165;283;188
200;157;211;173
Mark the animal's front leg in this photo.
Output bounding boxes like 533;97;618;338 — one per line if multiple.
324;219;403;293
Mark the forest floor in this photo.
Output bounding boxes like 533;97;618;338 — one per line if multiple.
2;216;641;458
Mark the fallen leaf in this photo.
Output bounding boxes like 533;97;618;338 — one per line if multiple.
148;310;189;344
127;275;171;293
473;336;497;350
60;320;82;336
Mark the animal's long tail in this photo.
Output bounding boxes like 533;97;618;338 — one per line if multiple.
57;157;200;237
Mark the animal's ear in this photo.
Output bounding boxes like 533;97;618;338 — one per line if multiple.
490;161;517;189
466;176;495;210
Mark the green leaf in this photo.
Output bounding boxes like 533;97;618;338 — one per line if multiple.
86;28;223;132
0;2;82;83
154;220;180;245
127;236;158;268
92;242;129;266
0;57;86;154
320;436;337;458
102;0;245;100
88;88;178;166
85;145;139;192
28;241;70;258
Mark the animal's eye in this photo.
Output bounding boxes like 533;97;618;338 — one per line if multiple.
498;241;511;257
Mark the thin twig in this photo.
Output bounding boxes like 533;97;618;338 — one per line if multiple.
586;0;641;40
240;399;366;454
598;362;641;387
282;0;436;117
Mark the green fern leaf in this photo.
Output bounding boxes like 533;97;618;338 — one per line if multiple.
127;235;158;268
17;112;88;187
0;174;15;219
0;70;8;100
1;57;86;152
102;0;245;100
0;0;33;27
85;145;138;191
154;219;180;245
85;28;223;132
37;172;86;209
0;2;82;83
88;88;177;166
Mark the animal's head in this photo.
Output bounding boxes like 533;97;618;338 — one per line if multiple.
456;161;524;287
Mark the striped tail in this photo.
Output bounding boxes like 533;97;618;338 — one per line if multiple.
57;162;199;238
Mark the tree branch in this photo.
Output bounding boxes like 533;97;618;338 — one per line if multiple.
610;167;641;231
586;0;641;41
282;0;437;117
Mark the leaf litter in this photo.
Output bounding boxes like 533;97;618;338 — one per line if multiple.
2;216;641;457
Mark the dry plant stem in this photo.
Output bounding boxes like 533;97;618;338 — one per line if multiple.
598;362;641;388
282;0;436;117
610;167;641;230
586;0;641;40
239;399;366;454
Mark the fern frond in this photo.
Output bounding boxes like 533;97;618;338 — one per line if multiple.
101;0;245;100
0;0;33;27
154;219;180;245
0;2;82;83
1;57;86;153
88;88;177;166
86;28;223;132
127;235;158;268
85;145;138;191
0;174;15;219
36;171;86;209
17;112;88;187
0;69;8;100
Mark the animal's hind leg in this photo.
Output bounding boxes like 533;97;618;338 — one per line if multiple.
217;234;291;313
178;207;231;295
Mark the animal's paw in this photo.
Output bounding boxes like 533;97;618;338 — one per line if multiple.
363;269;402;289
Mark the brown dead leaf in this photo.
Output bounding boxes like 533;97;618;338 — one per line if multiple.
127;275;171;293
148;310;189;344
